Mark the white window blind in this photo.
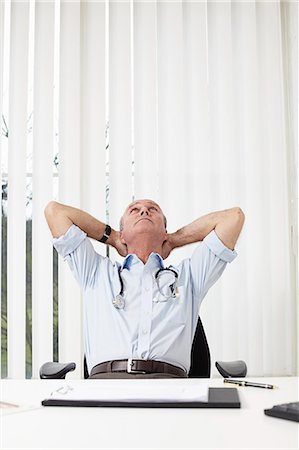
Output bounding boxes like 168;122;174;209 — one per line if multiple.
1;0;297;379
31;0;55;379
108;0;133;262
7;0;29;380
133;0;159;201
0;0;4;380
58;0;82;376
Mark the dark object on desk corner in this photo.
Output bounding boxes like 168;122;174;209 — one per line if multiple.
39;362;76;379
264;402;299;423
215;360;247;378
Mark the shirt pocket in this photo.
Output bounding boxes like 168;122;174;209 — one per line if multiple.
153;287;186;324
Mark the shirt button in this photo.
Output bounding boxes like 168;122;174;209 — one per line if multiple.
142;329;148;335
145;286;150;291
141;352;146;359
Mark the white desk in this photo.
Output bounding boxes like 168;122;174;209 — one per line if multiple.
1;377;298;449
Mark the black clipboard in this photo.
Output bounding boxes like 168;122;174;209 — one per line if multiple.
42;387;240;408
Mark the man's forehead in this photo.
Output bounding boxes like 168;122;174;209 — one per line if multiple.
126;199;161;211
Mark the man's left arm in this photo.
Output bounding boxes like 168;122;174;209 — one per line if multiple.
163;207;245;258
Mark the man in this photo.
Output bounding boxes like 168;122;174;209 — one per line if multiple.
45;199;245;379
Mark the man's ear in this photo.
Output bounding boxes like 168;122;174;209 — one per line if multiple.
162;230;168;243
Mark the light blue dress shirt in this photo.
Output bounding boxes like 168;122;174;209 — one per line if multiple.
53;225;237;374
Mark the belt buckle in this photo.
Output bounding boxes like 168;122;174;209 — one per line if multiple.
127;358;146;374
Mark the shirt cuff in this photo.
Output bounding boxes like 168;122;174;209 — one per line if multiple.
203;230;237;263
52;224;87;259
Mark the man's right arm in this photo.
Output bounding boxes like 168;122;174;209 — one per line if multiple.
44;201;127;256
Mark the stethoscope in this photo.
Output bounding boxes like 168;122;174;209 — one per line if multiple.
112;266;179;309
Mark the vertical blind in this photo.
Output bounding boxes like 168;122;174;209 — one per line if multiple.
0;0;297;379
31;0;54;380
0;0;3;379
7;1;29;379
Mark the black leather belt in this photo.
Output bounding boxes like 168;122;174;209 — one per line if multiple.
90;359;187;378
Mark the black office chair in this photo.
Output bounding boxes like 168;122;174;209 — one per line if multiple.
188;316;211;377
40;316;247;379
189;317;247;378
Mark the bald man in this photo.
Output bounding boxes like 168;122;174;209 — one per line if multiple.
45;199;244;378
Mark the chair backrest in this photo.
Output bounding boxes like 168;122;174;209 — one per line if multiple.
188;316;211;378
84;356;89;379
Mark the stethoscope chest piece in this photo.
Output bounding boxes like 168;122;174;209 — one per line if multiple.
112;294;125;309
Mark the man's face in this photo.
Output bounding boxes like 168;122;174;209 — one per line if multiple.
120;199;167;246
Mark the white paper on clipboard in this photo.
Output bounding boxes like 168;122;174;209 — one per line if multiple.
49;381;209;403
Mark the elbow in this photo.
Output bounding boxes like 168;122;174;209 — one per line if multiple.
234;207;245;221
232;207;245;228
44;201;60;220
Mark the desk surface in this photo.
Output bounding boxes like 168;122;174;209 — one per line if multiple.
1;377;298;449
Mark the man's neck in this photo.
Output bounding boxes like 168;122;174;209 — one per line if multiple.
126;239;162;264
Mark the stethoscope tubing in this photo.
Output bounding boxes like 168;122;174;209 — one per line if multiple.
112;266;179;309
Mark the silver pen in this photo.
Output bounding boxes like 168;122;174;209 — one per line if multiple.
223;378;277;389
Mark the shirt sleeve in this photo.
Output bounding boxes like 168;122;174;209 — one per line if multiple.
190;229;237;301
52;224;104;290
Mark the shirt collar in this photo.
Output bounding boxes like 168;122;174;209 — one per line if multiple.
121;252;165;271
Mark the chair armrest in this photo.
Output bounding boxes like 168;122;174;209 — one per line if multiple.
215;360;247;378
39;362;76;379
